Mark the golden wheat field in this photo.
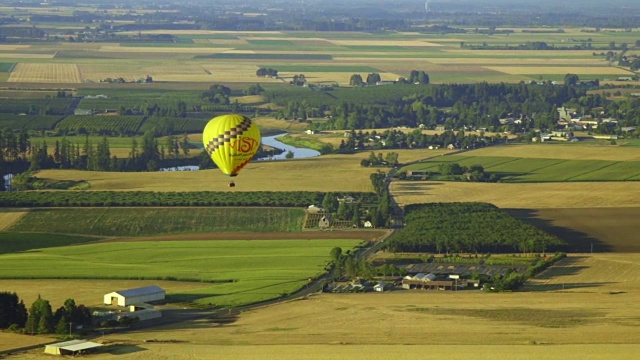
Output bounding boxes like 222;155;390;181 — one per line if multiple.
391;181;640;209
7;63;81;83
34;155;378;192
0;210;26;231
485;66;634;75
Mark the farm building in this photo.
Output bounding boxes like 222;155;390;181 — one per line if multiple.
103;285;165;307
44;340;103;356
374;281;389;292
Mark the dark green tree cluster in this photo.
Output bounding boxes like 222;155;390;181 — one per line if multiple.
406;70;430;85
330;247;406;281
201;84;231;104
437;163;497;182
23;296;91;335
290;74;307;86
360;151;399;167
0;190;378;208
0;128;30;162
244;83;265;96
384;203;565;254
256;67;278;77
0;292;28;329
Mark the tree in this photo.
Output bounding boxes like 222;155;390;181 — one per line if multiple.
285;150;294;159
366;73;381;85
564;73;579;86
321;192;338;213
0;292;27;328
349;74;364;86
25;296;53;334
330;247;342;262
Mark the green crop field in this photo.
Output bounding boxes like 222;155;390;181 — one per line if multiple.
0;239;362;307
8;208;306;236
0;232;100;254
401;155;640;182
259;65;382;73
0;62;15;72
55;115;145;134
0;114;62;130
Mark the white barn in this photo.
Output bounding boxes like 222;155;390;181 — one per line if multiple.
103;285;165;307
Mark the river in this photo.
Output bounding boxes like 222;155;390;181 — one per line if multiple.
257;133;320;160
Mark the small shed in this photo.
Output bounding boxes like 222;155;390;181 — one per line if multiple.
373;281;388;292
104;285;165;307
44;340;103;356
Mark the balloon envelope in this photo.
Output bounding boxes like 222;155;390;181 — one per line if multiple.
202;114;261;177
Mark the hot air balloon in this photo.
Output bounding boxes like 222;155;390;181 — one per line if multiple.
202;114;261;187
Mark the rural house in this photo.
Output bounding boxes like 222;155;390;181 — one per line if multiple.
104;285;165;307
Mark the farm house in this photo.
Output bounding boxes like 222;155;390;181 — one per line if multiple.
103;285;165;307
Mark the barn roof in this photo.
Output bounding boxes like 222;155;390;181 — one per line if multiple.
46;339;103;352
115;285;165;297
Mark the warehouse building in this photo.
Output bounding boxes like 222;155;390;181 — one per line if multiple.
103;285;165;307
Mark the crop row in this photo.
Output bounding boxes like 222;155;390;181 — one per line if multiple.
0;114;62;130
0;191;378;207
9;207;306;236
0;98;72;115
56;115;145;135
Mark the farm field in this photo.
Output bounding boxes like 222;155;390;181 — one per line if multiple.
6;208;305;236
32;153;379;192
391;181;640;209
401;154;640;182
506;208;640;253
0;29;637;85
0;239;362;307
0;210;26;231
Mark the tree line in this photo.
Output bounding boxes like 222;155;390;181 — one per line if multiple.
0;292;91;335
0;191;378;208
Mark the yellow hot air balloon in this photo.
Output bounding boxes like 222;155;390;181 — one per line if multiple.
202;114;261;187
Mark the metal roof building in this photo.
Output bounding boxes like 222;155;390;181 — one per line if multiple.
103;285;165;307
44;340;103;356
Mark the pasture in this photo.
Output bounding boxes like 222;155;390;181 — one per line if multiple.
0;29;638;85
0;239;362;307
0;209;26;231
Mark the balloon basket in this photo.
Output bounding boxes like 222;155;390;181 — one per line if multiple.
228;181;236;188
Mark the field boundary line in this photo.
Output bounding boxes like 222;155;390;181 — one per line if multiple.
564;161;620;181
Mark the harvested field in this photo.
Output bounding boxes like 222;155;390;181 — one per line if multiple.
390;181;640;209
0;332;54;353
486;66;634;75
525;254;640;292
97;287;640;347
8;63;81;83
6;344;640;360
34;156;378;192
0;53;54;59
0;209;26;231
507;208;640;253
328;40;443;47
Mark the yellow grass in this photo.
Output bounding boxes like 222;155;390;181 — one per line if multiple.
444;49;600;57
485;66;634;75
390;181;640;209
0;53;54;59
0;210;27;231
462;144;640;161
6;344;640;360
525;254;640;293
328;40;443;47
115;30;283;35
34;155;377;192
7;63;81;83
232;95;265;104
426;58;606;65
0;332;55;353
0;45;31;50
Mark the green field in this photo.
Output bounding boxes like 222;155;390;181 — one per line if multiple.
8;208;306;236
0;62;15;72
0;239;362;306
0;232;100;254
402;155;640;182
